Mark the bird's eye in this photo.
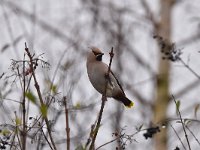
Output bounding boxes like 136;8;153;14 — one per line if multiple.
96;54;103;61
92;50;104;61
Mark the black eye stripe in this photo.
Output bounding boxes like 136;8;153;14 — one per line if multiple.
96;54;102;61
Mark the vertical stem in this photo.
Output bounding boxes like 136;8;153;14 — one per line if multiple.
89;47;114;150
172;95;191;150
22;54;26;150
89;96;107;150
64;97;70;150
154;0;174;150
169;123;187;150
25;43;57;150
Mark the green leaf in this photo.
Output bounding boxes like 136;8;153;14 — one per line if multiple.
194;104;200;118
25;91;36;104
0;129;11;136
51;84;57;94
176;100;181;115
40;104;48;117
45;79;57;94
15;117;21;126
74;102;81;109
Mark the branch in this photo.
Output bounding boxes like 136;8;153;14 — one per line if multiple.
63;96;70;150
169;123;187;150
96;136;120;150
22;53;27;150
140;0;157;26
24;43;57;150
96;126;154;149
89;47;114;150
186;125;200;146
179;58;200;79
172;95;191;150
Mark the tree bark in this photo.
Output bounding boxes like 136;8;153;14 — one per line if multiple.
153;0;174;150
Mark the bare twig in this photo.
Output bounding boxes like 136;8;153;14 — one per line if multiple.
63;96;70;150
22;53;27;150
140;0;157;26
96;126;152;149
89;47;114;150
169;123;187;150
14;58;27;150
1;3;20;58
14;112;22;150
179;58;200;80
96;134;123;150
96;136;119;150
40;124;54;150
166;118;200;124
186;125;200;146
172;95;191;150
24;43;57;150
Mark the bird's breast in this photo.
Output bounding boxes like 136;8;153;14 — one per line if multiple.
87;63;113;97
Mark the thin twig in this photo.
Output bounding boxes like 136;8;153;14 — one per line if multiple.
166;117;200;124
86;123;96;148
140;0;156;26
41;124;54;150
89;96;106;150
169;123;187;150
24;43;57;150
96;126;149;149
89;47;114;150
96;136;120;150
172;95;191;150
179;58;200;80
186;125;200;146
14;112;22;150
63;96;70;150
22;53;27;150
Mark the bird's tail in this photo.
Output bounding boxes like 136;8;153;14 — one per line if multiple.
122;97;134;108
114;95;134;108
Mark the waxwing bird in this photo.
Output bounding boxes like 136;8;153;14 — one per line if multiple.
86;47;134;108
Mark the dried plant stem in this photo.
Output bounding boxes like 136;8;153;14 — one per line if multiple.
89;96;106;150
172;95;191;150
25;43;57;150
186;125;200;146
169;123;187;150
179;58;200;79
96;127;149;149
14;112;23;150
63;96;70;150
89;47;114;150
41;126;54;150
22;54;27;150
96;136;119;150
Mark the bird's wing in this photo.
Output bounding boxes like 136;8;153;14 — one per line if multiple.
109;71;125;95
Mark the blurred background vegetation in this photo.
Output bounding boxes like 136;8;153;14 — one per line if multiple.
0;0;200;149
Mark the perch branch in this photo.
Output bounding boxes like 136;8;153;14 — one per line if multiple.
89;47;114;150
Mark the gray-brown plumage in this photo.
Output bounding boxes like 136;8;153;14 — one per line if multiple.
86;47;134;108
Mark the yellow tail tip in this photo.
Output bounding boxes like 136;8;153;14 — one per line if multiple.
126;101;134;108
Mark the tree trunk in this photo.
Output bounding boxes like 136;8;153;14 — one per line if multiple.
153;0;174;150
